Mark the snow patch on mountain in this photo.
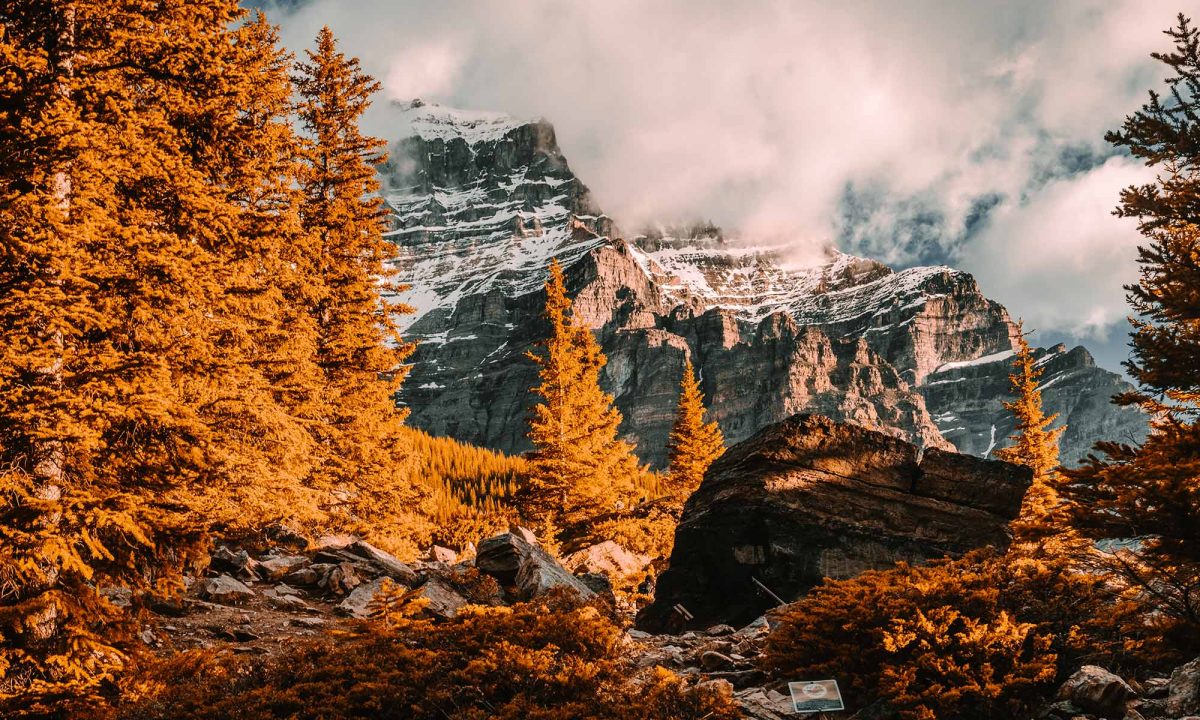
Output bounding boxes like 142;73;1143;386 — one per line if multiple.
396;99;530;145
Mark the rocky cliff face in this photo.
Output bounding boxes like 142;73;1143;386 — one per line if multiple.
637;414;1031;630
383;102;1146;467
920;343;1146;466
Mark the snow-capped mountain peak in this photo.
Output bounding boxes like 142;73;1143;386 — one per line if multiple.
395;99;532;145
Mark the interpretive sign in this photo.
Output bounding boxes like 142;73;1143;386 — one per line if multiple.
788;679;844;713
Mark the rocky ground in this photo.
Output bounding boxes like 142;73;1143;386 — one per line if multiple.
120;527;1200;720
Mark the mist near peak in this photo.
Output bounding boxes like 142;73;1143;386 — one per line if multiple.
257;0;1171;357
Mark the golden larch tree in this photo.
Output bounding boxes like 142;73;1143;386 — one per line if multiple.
665;359;724;498
994;324;1066;545
524;259;640;538
294;27;428;554
0;1;313;712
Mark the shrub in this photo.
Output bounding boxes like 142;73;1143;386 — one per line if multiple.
118;593;740;720
761;550;1158;720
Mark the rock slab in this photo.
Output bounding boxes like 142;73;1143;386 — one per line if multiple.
638;414;1031;630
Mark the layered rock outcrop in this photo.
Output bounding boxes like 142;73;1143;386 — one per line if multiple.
638;414;1031;631
383;101;1146;467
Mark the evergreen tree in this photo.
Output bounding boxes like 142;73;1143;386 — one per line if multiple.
294;27;428;554
0;3;316;711
524;259;639;537
994;324;1066;545
1067;15;1200;631
665;359;724;498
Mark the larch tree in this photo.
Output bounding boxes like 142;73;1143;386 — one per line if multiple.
1066;14;1200;631
524;259;640;539
994;324;1066;546
665;359;724;499
0;2;318;712
294;27;428;554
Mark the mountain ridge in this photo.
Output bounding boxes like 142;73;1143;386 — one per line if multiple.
380;101;1147;467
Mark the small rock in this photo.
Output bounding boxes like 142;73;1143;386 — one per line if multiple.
430;546;457;563
734;687;793;720
476;532;594;601
733;616;770;637
706;624;736;636
291;617;326;628
284;566;322;587
257;555;309;581
628;629;653;640
577;572;613;595
700;650;736;671
563;540;651;577
415;579;467;619
1141;677;1169;698
199;575;256;606
346;540;420;586
101;586;133;609
1169;657;1200;717
337;577;395;618
476;534;526;584
314;534;357;550
698;678;734;695
320;562;363;595
1122;706;1147;720
139;629;157;645
263;523;309;548
266;592;309;611
210;546;262;581
1058;665;1133;718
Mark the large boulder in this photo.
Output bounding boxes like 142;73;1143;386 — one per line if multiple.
639;414;1031;630
476;532;595;601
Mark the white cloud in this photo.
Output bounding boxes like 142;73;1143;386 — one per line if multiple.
263;0;1178;339
962;157;1152;339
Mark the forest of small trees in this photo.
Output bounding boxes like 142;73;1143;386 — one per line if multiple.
1;3;1199;719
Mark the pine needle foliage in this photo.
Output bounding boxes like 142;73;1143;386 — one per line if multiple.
293;27;429;555
523;259;641;540
0;2;315;712
664;359;724;499
1066;14;1200;636
994;324;1068;547
401;427;525;548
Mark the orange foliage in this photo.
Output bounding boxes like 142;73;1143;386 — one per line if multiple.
762;550;1158;719
117;594;740;720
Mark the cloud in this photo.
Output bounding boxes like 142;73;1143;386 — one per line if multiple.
260;0;1177;341
961;156;1152;340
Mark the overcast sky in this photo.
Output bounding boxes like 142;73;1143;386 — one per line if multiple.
257;0;1182;374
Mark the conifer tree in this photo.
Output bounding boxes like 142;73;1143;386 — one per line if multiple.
0;3;316;711
524;259;640;537
1067;15;1200;630
665;359;724;498
994;325;1066;545
294;27;428;553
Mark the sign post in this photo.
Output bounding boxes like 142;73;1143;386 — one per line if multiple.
788;679;845;714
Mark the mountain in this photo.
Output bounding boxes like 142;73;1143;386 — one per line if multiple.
380;100;1147;467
